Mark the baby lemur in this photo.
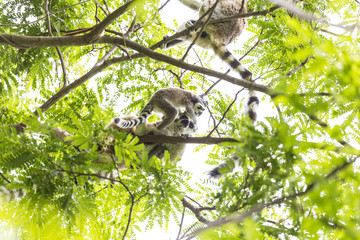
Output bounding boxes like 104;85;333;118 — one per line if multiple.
112;88;207;130
163;0;259;122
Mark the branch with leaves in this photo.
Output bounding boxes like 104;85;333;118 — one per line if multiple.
182;157;358;239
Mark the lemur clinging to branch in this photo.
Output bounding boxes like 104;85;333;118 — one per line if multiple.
163;0;259;122
110;88;207;131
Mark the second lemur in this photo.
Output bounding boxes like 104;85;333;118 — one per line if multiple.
163;0;259;122
112;88;207;130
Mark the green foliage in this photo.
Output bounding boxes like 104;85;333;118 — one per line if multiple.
0;0;360;239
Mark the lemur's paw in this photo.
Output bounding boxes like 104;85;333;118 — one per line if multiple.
160;35;169;49
113;117;121;124
185;19;196;29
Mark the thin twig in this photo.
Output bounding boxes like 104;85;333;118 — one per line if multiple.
86;0;136;42
124;15;138;37
45;0;68;86
168;69;184;88
238;32;263;62
93;46;117;67
201;78;222;97
122;198;135;240
158;0;173;11
286;57;311;76
102;0;111;14
176;206;186;240
93;0;108;15
180;221;199;239
207;89;244;137
207;106;222;137
0;172;11;184
0;0;92;27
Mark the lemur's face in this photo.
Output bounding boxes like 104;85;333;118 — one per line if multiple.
178;112;194;129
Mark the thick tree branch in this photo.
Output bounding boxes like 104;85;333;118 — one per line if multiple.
210;5;281;24
100;35;272;94
86;0;136;42
182;198;212;225
34;52;142;115
137;135;240;144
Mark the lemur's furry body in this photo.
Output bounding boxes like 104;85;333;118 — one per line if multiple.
107;111;196;162
164;0;259;122
112;88;207;130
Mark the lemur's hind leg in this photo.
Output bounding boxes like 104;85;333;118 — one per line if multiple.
162;20;196;49
178;0;202;11
156;100;179;130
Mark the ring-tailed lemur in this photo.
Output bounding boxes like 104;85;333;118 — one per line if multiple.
163;0;259;122
107;111;196;162
110;88;207;130
0;113;196;202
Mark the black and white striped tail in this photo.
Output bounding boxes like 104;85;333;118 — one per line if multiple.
0;186;26;202
212;44;252;80
247;90;259;122
213;44;259;122
114;104;153;129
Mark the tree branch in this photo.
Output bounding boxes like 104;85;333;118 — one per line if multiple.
137;135;240;144
286;57;311;77
100;35;272;94
210;5;281;25
122;196;135;240
182;198;212;225
176;206;186;240
86;0;136;42
34;52;141;115
0;172;11;184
